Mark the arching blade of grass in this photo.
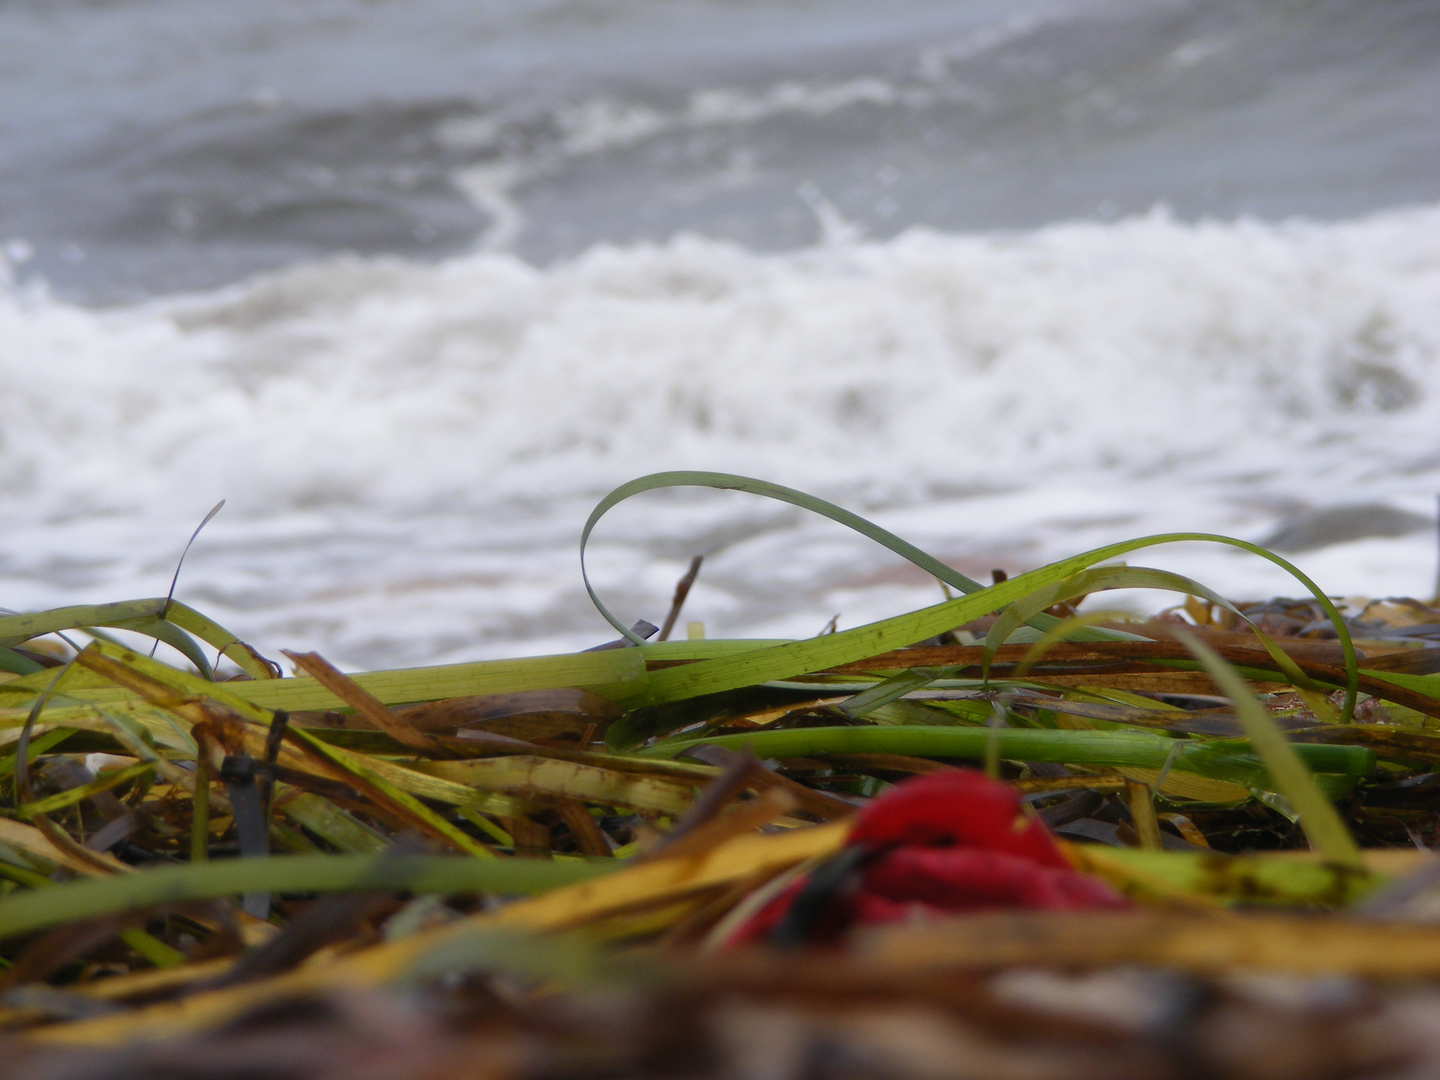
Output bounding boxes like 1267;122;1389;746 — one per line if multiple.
630;525;1357;708
583;472;1007;644
983;565;1331;714
0;599;274;680
83;620;214;681
834;668;942;719
1010;610;1143;678
0;854;615;943
1173;629;1364;869
585;474;1358;730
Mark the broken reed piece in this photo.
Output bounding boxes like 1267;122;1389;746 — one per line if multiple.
258;708;290;822
653;749;765;854
584;619;660;651
650;788;800;863
682;743;858;822
395;686;623;747
658;555;704;642
218;752;271;919
644;749;804;862
1124;780;1164;851
283;651;452;758
552;798;614;857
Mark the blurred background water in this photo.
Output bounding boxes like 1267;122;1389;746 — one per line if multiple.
2;0;1438;668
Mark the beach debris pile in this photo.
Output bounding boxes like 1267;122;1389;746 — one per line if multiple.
2;473;1440;1078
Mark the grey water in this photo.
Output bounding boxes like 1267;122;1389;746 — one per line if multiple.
3;0;1438;303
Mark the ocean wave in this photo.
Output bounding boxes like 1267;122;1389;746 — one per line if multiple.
4;205;1438;523
3;206;1439;663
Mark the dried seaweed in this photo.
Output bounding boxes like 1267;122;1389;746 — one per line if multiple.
1;472;1440;1078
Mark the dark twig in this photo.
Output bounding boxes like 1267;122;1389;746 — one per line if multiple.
260;709;291;822
585;619;660;651
649;750;761;856
151;499;225;657
658;556;704;642
220;754;271;919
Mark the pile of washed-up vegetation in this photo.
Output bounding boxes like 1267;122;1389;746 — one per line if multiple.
3;473;1440;1080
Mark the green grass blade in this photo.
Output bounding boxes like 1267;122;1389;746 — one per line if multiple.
984;565;1328;701
17;761;154;818
1173;630;1363;868
0;729;73;780
118;928;187;969
282;727;498;859
104;617;214;680
234;651;651;712
280;792;391;854
629;528;1356;717
157;601;277;679
0;648;45;676
835;668;939;719
0;600;171;648
641;725;1373;786
581;475;1355;723
582;472;994;645
0;599;272;680
1085;848;1386;907
0;854;614;942
3;642;649;717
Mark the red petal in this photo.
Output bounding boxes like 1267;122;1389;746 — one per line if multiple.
861;845;1130;913
848;769;1070;869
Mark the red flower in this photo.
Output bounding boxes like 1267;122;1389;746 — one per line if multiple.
726;769;1128;947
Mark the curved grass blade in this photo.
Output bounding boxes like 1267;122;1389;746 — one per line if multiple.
102;617;213;680
625;532;1357;723
152;499;225;660
582;472;986;641
1011;610;1146;678
0;599;274;680
582;471;1099;645
984;566;1330;712
156;601;277;679
0;854;614;943
1172;629;1363;869
584;475;1355;726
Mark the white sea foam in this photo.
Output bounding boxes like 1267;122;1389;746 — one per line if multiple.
3;205;1439;665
